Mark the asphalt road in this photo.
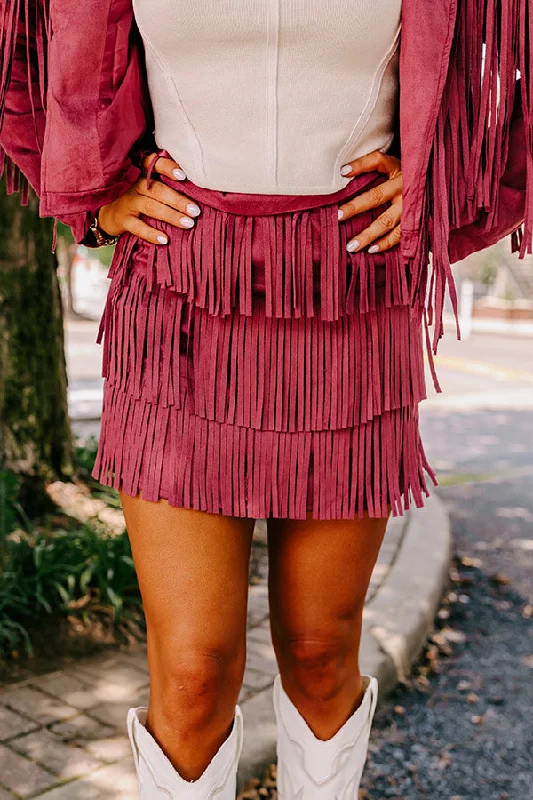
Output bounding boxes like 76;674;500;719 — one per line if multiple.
361;326;533;800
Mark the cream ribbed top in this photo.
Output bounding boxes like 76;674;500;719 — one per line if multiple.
132;0;402;195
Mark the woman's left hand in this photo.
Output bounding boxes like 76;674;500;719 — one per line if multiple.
338;150;402;254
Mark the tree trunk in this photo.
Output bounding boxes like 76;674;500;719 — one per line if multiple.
0;178;74;500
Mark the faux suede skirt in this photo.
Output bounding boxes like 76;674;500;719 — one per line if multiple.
91;159;437;520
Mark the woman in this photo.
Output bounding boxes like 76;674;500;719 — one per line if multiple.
1;0;530;797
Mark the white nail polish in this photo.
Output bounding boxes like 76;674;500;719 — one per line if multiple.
157;234;168;244
181;216;195;228
173;168;187;180
368;244;380;253
346;239;360;252
338;208;344;220
340;164;352;176
187;203;201;217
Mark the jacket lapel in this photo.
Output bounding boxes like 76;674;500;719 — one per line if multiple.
399;0;458;257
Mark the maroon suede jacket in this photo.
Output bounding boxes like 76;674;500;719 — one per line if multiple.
0;0;531;349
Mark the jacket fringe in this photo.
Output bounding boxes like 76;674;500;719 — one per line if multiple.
409;0;532;355
0;0;48;194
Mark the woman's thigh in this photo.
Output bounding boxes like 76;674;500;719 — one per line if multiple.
267;511;389;660
120;492;255;687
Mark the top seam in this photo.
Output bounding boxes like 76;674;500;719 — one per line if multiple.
334;19;402;173
266;0;280;185
131;0;206;179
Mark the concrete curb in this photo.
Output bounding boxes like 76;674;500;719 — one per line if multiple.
236;493;452;792
361;493;452;694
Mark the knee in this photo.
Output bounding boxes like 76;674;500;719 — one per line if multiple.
281;637;352;702
153;646;244;732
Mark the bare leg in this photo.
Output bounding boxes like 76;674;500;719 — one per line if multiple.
120;491;255;780
267;509;389;740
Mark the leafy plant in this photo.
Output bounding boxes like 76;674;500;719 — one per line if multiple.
0;521;142;660
75;436;121;506
0;470;32;539
0;435;144;661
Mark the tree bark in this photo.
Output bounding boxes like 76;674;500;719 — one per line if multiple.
0;178;74;493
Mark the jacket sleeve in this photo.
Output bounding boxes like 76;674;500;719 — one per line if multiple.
0;0;153;249
448;77;530;264
0;0;96;244
0;2;46;198
38;0;152;244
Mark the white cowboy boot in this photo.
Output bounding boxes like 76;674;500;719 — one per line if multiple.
273;673;378;799
126;704;244;799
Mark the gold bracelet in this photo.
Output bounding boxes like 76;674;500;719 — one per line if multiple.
88;209;119;247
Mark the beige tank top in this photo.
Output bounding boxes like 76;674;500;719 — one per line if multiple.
132;0;402;195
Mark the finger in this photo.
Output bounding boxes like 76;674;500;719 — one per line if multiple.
340;149;401;178
134;178;201;218
338;174;402;221
142;152;187;181
365;224;402;254
133;195;199;230
125;215;171;245
346;201;402;252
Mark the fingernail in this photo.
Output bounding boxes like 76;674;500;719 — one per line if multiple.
368;244;380;253
346;239;360;252
180;216;195;228
187;203;201;217
338;208;344;220
173;168;187;180
157;234;168;245
340;164;352;176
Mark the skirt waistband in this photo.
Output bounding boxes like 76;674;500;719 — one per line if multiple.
146;149;386;216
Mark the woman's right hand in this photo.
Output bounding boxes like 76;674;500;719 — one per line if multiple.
97;153;201;246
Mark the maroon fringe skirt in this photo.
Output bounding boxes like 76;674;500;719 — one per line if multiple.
91;161;437;520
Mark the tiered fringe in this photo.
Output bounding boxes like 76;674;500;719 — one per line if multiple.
92;171;437;519
96;385;435;521
410;0;533;355
99;266;425;430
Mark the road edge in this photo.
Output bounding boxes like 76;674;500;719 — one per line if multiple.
361;492;452;696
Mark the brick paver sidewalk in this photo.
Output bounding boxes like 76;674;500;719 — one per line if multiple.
0;515;406;799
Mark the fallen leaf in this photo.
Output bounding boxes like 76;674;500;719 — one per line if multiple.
438;627;467;645
435;751;452;769
495;600;513;611
460;556;482;568
467;693;479;704
489;573;511;586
